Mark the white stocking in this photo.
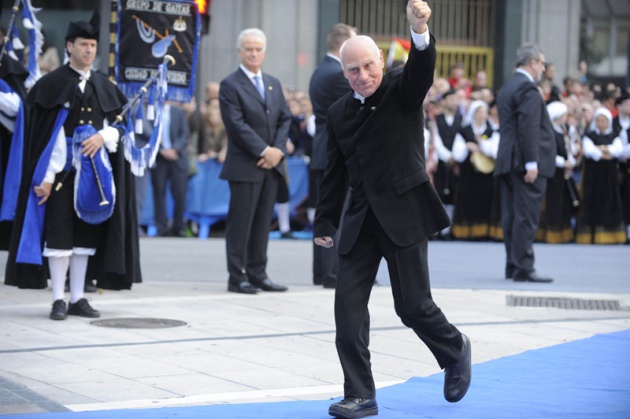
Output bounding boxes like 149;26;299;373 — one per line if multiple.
48;256;70;302
69;254;89;304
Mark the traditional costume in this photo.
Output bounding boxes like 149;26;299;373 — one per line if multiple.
451;100;497;240
576;107;625;244
432;90;462;238
536;101;577;243
0;53;28;250
4;11;141;320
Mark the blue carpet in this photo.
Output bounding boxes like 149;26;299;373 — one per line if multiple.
269;230;313;240
7;329;630;418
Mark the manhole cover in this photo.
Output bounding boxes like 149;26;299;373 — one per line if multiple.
507;296;621;311
90;318;187;329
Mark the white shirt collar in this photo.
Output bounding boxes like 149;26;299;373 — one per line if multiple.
70;65;91;81
515;68;535;84
240;64;262;81
353;92;366;104
326;52;341;63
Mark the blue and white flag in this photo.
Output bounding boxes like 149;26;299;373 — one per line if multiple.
5;0;43;88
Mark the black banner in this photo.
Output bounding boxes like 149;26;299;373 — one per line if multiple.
111;0;200;102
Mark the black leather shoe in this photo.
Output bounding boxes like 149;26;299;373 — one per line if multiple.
444;333;471;403
513;272;553;283
67;298;101;318
251;278;288;292
280;231;297;240
227;282;259;294
505;266;514;279
50;300;67;321
329;397;378;419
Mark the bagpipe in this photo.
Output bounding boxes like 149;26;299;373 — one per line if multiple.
0;0;43;88
55;55;175;225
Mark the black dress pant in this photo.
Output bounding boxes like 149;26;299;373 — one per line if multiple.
226;170;280;284
335;208;463;398
499;172;546;277
151;158;188;234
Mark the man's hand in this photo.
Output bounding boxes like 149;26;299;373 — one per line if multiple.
34;181;53;205
257;146;284;169
407;0;431;34
524;168;538;183
81;133;105;158
160;148;179;161
314;236;334;248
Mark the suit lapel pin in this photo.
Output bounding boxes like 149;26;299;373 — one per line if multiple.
268;86;273;91
370;106;376;110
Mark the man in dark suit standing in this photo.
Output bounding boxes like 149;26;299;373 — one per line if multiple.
219;28;290;294
308;23;356;288
495;44;555;283
151;102;190;237
314;2;471;417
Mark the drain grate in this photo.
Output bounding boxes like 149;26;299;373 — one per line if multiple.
506;296;621;311
90;318;187;329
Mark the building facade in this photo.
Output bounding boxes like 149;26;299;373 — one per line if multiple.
1;0;627;97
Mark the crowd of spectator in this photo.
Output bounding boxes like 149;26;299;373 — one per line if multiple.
128;62;630;245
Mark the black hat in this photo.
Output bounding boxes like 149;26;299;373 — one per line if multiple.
65;10;100;41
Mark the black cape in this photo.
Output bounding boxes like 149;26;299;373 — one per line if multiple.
4;65;142;290
0;54;29;250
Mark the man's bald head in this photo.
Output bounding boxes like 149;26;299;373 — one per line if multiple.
339;35;385;99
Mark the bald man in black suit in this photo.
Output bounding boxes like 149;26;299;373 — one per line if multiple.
314;2;471;417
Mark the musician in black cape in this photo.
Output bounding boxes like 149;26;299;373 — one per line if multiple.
0;27;29;250
4;11;142;320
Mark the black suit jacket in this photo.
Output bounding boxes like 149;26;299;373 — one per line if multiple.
315;35;450;254
309;54;352;171
219;68;291;182
495;71;555;178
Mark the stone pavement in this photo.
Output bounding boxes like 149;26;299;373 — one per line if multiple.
0;238;629;415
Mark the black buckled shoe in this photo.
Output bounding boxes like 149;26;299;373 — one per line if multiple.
67;298;101;318
444;333;472;403
50;300;67;321
329;397;378;419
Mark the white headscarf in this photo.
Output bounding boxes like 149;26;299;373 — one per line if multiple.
463;100;488;128
546;101;567;122
589;107;613;135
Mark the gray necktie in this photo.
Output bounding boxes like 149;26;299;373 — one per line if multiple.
254;75;265;100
